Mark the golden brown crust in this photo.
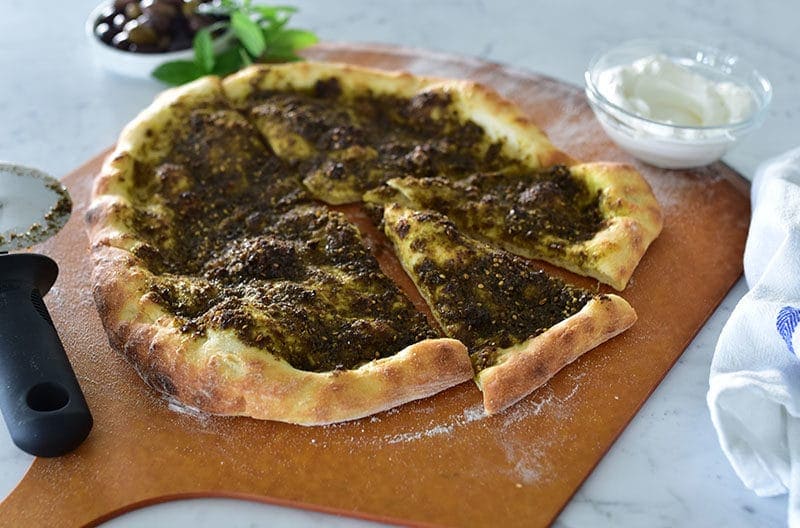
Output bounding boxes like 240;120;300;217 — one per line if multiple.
479;162;663;290
476;294;637;415
567;162;663;290
89;244;474;426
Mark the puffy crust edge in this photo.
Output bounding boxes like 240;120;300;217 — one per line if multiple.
569;162;664;290
474;161;663;290
90;245;473;425
476;294;637;415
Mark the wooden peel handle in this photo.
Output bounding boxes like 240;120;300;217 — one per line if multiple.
0;253;92;457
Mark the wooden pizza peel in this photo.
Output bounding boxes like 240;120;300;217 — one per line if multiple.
0;43;751;528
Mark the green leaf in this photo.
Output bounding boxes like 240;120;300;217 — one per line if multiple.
193;29;215;73
270;28;318;49
211;45;246;76
231;11;266;57
152;60;205;86
263;28;317;61
239;47;253;66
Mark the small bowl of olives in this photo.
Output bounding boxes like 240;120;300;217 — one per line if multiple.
85;0;232;79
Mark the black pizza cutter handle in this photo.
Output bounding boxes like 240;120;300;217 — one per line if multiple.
0;253;92;457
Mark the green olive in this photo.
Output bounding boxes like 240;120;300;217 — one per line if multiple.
124;3;142;19
127;18;159;46
113;0;137;10
181;0;200;18
143;1;178;32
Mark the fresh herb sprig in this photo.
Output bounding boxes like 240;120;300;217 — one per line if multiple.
152;1;317;86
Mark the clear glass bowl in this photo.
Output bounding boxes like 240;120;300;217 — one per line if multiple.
584;38;772;169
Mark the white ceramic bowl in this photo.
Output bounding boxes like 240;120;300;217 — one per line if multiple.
585;38;772;169
85;0;232;80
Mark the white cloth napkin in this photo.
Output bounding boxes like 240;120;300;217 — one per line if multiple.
708;146;800;528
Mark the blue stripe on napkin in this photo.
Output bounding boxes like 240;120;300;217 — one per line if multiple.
777;306;800;356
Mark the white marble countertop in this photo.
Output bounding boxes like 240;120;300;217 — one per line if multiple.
1;1;798;526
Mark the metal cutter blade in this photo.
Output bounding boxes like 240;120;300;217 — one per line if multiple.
0;163;72;253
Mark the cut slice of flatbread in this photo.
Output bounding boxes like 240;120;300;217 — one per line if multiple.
364;163;662;291
382;203;637;414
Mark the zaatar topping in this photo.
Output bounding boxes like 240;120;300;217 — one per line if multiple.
388;208;593;372
366;165;605;260
124;104;435;372
121;77;605;374
241;78;518;202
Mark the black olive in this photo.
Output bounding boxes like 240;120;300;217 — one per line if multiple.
111;31;131;50
111;13;128;29
94;22;116;44
157;34;172;51
97;5;118;24
133;42;161;53
122;18;139;32
169;36;192;51
186;13;211;33
169;17;193;50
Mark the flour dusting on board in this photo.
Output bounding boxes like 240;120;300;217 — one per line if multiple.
311;371;590;485
648;167;725;212
382;403;485;445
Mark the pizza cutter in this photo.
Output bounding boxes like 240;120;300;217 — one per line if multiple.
0;163;93;457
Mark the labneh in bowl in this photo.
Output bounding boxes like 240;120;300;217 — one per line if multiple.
585;39;772;169
85;0;232;79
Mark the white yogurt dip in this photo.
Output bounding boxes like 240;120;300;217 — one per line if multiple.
596;54;755;128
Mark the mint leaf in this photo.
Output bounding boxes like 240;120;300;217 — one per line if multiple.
263;28;317;61
231;11;266;57
153;2;318;85
239;47;253;66
152;61;205;86
193;29;215;73
212;45;246;76
269;28;317;49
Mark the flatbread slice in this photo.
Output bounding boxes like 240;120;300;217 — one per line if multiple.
364;163;662;290
382;204;637;414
